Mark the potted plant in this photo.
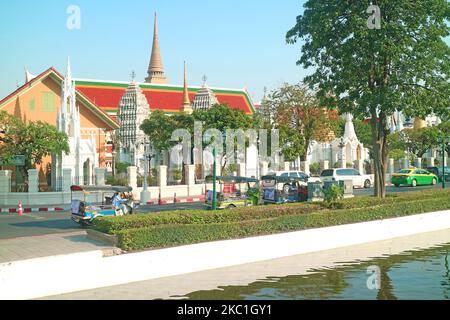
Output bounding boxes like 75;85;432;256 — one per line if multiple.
173;169;182;184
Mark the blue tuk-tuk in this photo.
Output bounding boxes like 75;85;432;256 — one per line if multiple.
70;185;133;227
261;175;308;204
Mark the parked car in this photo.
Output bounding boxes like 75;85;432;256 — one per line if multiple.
268;170;310;181
426;166;450;183
320;168;373;189
391;168;438;187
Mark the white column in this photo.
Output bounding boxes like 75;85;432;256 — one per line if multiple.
402;158;409;169
28;169;39;193
62;168;72;192
416;157;422;169
94;168;106;186
260;161;269;177
388;158;395;174
428;157;435;168
301;161;310;175
127;166;137;189
0;170;12;193
355;160;364;174
444;157;448;167
320;160;329;172
237;163;246;177
185;165;196;186
158;165;168;188
284;162;290;171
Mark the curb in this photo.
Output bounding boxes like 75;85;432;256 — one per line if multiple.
0;197;206;213
0;207;67;214
140;196;205;206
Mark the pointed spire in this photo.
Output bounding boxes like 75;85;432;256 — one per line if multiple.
145;13;168;84
66;57;72;83
181;61;192;114
24;66;36;83
192;74;219;111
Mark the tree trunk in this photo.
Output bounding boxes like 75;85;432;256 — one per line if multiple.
370;113;388;198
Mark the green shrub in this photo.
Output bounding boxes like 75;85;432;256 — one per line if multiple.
106;176;127;186
91;189;450;235
323;185;344;209
310;163;321;176
115;163;131;175
116;196;450;251
92;202;322;234
173;169;182;181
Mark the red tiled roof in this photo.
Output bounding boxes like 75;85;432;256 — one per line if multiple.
74;80;255;115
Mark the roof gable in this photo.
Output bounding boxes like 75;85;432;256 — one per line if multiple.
0;68;119;130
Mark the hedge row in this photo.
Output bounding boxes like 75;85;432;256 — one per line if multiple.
92;203;322;234
91;189;450;234
116;196;450;251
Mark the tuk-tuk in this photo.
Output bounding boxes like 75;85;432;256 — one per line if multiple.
205;176;261;209
70;185;133;227
261;175;308;204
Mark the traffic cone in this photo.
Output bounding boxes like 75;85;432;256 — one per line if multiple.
18;201;24;216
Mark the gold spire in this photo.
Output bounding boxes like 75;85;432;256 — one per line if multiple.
181;61;192;114
145;13;168;84
414;118;427;130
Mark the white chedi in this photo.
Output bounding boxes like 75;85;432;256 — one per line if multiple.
308;113;369;170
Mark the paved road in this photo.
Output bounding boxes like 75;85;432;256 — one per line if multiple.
1;185;448;240
0;202;206;240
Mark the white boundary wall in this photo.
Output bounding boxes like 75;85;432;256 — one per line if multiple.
1;210;450;300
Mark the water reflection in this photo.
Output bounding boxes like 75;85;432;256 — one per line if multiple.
175;243;450;300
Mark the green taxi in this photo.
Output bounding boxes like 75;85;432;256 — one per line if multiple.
391;168;438;187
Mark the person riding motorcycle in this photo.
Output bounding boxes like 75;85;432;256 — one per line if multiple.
112;192;128;216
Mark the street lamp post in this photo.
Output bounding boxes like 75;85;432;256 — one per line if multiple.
438;132;448;190
140;143;153;204
212;146;217;211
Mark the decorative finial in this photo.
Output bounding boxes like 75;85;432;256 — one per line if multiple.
202;75;207;85
130;70;136;82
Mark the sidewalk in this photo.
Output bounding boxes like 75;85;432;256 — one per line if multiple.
0;231;116;264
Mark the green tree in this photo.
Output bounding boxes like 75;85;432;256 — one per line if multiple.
389;149;406;161
193;104;254;170
287;0;450;197
437;121;450;157
140;110;179;155
404;127;440;158
263;83;338;162
0;111;69;178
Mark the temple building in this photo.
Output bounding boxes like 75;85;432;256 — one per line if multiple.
0;64;119;190
192;76;219;111
117;78;150;167
0;13;255;188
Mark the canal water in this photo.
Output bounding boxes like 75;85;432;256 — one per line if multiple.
173;230;450;300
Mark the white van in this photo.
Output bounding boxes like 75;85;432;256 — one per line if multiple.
320;168;373;189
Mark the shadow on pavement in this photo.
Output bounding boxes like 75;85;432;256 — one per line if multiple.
9;219;78;230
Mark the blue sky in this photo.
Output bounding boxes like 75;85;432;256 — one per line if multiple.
0;0;308;103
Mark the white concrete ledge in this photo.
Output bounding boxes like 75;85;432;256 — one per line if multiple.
1;209;450;300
